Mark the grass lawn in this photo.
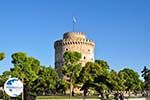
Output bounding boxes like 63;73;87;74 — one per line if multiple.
36;95;150;100
37;95;100;99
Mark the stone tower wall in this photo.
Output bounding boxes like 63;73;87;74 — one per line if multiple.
54;32;95;77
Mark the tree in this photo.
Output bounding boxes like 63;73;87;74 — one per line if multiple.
62;51;82;98
55;79;68;95
0;52;5;61
94;60;111;98
33;66;58;95
119;68;142;97
78;62;100;99
10;52;40;99
0;71;11;87
0;71;11;100
79;60;111;99
141;66;150;96
117;71;127;91
109;70;120;91
11;52;39;82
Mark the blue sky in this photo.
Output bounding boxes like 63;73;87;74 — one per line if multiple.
0;0;150;75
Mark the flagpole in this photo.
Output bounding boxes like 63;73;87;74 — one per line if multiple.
72;17;76;32
73;21;75;32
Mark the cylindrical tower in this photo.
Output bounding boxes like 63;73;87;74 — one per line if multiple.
54;32;95;77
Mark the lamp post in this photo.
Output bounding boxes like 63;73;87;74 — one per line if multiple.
22;78;24;100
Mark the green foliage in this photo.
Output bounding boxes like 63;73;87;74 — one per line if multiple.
0;52;63;97
119;68;142;91
0;52;5;61
63;51;81;64
11;52;40;83
62;52;82;81
33;66;58;94
0;71;11;87
109;70;120;91
79;62;100;97
79;60;111;98
79;62;98;82
0;51;144;99
10;52;41;99
95;60;109;69
141;66;150;91
56;79;68;94
62;51;82;97
117;71;127;91
93;60;111;97
62;51;82;80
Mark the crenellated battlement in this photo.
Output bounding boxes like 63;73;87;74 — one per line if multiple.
54;39;94;48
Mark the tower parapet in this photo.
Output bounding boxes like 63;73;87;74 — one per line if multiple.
54;32;95;77
63;32;86;40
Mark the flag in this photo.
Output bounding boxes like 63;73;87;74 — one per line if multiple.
73;17;77;23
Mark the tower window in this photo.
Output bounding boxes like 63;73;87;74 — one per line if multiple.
88;49;90;52
84;56;86;60
66;48;68;51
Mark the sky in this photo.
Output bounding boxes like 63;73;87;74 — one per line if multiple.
0;0;150;75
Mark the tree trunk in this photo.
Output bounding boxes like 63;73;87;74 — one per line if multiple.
24;85;28;100
83;89;87;100
99;90;104;99
69;80;73;98
128;90;131;97
22;78;24;100
95;87;104;99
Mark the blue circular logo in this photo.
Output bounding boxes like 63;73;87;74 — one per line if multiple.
4;78;23;97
